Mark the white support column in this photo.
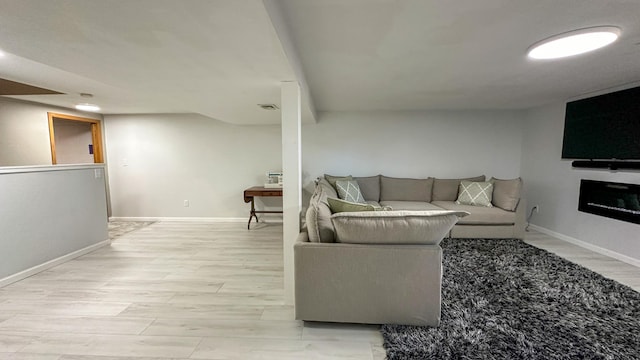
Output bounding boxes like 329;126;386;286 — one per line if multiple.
281;81;301;305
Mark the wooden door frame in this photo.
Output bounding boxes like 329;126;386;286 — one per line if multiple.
48;112;104;164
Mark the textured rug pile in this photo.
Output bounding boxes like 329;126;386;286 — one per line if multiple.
381;238;640;360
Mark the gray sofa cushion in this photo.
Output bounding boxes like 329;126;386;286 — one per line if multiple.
354;175;380;202
331;210;468;245
379;201;444;211
305;186;335;243
432;201;515;225
324;174;353;190
490;177;522;211
380;176;433;202
317;178;338;198
432;175;486;201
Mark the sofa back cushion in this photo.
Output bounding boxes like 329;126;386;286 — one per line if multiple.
317;178;338;198
380;176;433;202
490;177;522;211
305;185;335;243
324;174;353;190
353;175;380;202
432;175;486;201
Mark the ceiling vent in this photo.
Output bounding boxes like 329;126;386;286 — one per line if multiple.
258;104;279;110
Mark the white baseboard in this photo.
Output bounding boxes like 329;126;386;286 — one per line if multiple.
108;216;277;223
109;216;282;224
0;239;110;288
529;224;640;268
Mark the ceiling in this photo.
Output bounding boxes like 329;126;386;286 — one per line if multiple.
1;0;640;124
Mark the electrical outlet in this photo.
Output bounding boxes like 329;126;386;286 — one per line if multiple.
533;205;540;213
183;200;190;207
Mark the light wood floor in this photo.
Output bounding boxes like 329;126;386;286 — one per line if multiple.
0;222;638;360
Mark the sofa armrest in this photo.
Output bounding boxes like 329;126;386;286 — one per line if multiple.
514;197;527;239
294;239;442;326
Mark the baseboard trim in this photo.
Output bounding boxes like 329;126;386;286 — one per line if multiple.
529;224;640;268
108;216;284;223
0;239;110;288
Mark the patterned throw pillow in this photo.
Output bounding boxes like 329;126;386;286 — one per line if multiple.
455;181;494;207
335;179;366;203
324;174;353;190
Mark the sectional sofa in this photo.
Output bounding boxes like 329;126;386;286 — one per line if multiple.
322;174;525;239
294;174;525;326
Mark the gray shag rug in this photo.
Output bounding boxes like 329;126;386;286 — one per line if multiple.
381;238;640;360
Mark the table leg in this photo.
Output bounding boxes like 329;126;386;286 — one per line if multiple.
248;198;258;230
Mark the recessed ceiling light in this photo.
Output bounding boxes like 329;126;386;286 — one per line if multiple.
75;103;101;112
527;26;620;60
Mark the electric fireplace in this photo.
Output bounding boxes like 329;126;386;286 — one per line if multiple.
578;180;640;225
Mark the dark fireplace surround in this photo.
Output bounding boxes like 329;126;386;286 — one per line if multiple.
579;180;640;225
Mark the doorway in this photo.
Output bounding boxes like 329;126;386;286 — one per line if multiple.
48;112;104;164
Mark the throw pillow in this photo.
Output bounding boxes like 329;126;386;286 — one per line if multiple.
327;197;392;213
456;181;494;207
327;197;376;213
335;179;366;203
432;175;486;201
324;174;353;190
490;177;522;211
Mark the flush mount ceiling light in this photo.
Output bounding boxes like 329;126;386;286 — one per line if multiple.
527;26;620;60
75;103;100;112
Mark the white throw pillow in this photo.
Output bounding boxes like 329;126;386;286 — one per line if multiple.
335;179;366;204
455;181;494;207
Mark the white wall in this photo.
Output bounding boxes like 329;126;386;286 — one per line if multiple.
0;97;103;166
521;103;640;262
53;120;95;164
0;165;108;281
105;110;524;219
104;113;282;219
302;111;525;192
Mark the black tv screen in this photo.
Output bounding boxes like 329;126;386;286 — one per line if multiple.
562;85;640;160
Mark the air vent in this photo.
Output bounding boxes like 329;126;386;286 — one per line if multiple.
258;104;279;110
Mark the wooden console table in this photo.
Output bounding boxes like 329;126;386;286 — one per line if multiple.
243;186;283;229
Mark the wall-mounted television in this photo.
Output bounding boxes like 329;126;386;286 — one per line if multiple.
561;85;640;161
